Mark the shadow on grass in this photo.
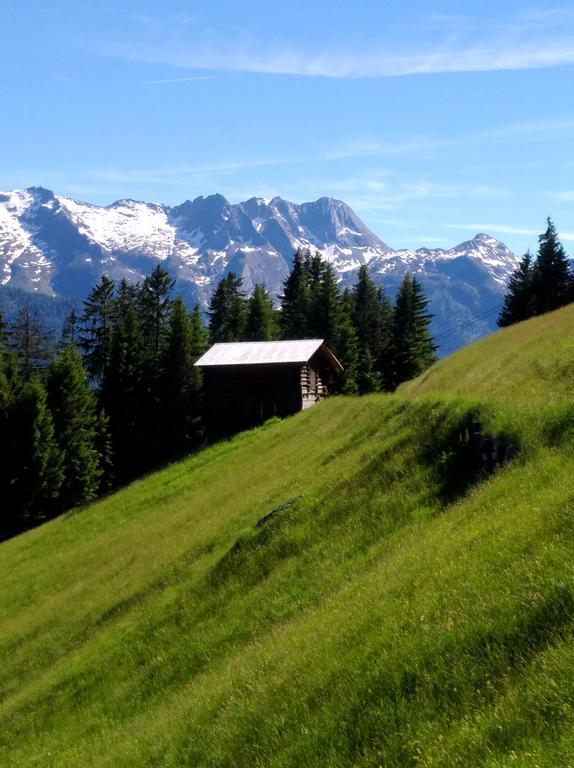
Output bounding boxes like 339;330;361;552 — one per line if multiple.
209;497;305;588
208;401;519;595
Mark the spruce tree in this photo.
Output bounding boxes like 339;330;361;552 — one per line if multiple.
245;283;278;341
352;266;393;391
358;346;381;394
138;265;175;356
95;408;113;493
0;342;17;535
307;251;326;336
498;251;535;327
159;298;207;457
208;272;247;343
8;307;53;379
411;277;436;369
332;290;359;394
0;309;9;350
532;217;572;315
376;285;394;390
310;261;342;346
391;274;436;388
101;301;148;484
280;249;310;339
189;303;208;422
46;345;103;511
79;275;116;383
60;309;80;347
116;277;140;311
2;378;63;531
189;303;208;364
0;316;19;432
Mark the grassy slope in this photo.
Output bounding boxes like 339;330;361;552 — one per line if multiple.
401;302;574;405
2;307;574;766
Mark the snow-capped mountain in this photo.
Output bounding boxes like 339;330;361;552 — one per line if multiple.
0;187;519;353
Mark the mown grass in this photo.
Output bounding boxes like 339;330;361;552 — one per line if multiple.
2;306;574;766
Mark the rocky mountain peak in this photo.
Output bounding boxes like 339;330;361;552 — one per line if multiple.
0;188;520;352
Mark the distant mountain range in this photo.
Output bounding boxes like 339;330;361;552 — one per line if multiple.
0;187;519;353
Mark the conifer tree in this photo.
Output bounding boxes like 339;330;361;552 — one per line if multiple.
307;249;323;288
280;249;310;339
2;378;63;531
189;303;208;363
245;283;278;340
532;217;572;315
208;272;247;342
358;346;381;394
391;274;436;388
101;301;148;483
307;251;325;336
353;269;394;348
116;277;140;311
498;251;535;327
333;290;359;394
310;261;342;346
0;328;17;535
46;345;103;511
60;309;80;347
376;285;394;390
79;275;116;383
410;276;436;369
0;355;11;411
95;408;113;493
189;302;208;403
159;298;207;457
0;309;13;380
352;266;393;391
0;309;8;350
138;265;175;356
8;307;53;380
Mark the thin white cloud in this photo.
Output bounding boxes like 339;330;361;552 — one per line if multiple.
109;39;574;78
330;119;574;161
83;157;298;185
82;5;574;79
305;177;508;206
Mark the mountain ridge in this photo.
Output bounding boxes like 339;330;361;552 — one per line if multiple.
0;186;519;352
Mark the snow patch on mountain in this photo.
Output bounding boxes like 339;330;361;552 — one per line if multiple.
0;186;521;351
59;197;175;260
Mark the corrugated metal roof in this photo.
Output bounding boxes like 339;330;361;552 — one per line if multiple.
195;339;337;367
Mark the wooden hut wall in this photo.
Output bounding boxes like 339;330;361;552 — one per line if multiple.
308;351;334;400
300;363;326;409
203;363;303;437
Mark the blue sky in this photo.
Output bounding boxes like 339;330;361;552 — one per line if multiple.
1;0;574;253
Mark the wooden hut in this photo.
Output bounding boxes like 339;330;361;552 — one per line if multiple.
194;339;343;437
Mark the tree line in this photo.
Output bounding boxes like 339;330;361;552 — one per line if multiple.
0;268;207;539
0;253;435;539
498;218;573;327
210;249;436;393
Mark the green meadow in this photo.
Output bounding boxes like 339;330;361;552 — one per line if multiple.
2;305;574;766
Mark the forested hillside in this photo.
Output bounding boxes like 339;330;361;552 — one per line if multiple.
0;252;436;539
